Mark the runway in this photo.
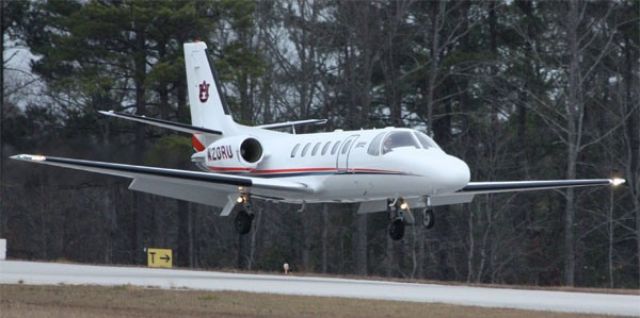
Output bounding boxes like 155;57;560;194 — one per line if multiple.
1;260;638;316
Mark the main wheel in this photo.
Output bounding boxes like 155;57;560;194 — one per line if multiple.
422;208;435;229
234;210;254;235
388;218;405;241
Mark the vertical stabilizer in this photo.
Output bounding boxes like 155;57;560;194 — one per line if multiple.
184;42;238;136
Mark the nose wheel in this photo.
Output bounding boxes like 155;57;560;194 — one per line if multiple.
422;208;435;229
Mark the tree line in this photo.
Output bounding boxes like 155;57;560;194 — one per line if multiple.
1;0;639;288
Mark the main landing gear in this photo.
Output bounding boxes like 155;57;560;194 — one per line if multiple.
387;197;435;241
234;209;254;235
234;194;254;235
387;198;406;241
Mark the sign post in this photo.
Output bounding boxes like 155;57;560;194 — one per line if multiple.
0;239;6;260
147;248;172;268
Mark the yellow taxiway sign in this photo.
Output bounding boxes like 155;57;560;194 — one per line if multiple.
147;248;172;268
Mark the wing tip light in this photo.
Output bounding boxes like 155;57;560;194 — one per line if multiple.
10;154;47;162
611;178;626;186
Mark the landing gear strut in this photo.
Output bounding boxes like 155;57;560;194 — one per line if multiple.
234;209;254;235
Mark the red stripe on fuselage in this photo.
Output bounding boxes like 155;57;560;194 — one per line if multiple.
206;166;402;175
208;166;253;172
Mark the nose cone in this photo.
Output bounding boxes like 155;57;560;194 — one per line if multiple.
388;149;470;194
429;155;470;193
448;155;471;188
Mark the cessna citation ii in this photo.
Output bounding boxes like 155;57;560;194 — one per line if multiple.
11;41;625;241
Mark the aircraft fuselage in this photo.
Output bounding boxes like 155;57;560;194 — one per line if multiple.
200;127;471;204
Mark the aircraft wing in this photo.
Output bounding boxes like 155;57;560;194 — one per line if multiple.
10;154;312;215
428;179;624;208
357;178;623;214
459;179;622;195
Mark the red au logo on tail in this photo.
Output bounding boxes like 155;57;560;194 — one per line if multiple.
199;81;210;103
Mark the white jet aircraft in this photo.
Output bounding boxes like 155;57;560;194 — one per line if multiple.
11;41;625;240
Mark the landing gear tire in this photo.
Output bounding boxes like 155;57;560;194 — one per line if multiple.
234;209;254;235
388;218;405;241
422;208;435;229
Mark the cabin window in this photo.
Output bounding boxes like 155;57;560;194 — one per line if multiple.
301;143;312;157
331;141;341;155
311;142;321;156
382;131;420;154
321;141;331;155
341;140;353;154
367;132;386;156
291;143;301;158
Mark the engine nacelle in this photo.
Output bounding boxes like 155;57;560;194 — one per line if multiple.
205;135;264;171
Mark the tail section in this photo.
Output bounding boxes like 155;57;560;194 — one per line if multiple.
184;42;238;136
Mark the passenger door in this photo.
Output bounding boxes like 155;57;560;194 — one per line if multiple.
336;134;359;173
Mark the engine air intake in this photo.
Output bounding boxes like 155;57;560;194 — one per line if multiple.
240;138;263;163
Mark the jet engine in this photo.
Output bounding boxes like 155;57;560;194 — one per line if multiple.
205;135;264;171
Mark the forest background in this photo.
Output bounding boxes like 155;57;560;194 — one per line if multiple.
1;0;639;289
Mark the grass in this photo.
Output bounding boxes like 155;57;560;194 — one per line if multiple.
0;284;628;318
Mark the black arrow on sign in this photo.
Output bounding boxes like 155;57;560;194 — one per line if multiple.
160;254;171;263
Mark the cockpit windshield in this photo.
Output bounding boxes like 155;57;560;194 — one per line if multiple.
367;130;441;156
414;131;440;150
382;131;420;154
367;132;386;156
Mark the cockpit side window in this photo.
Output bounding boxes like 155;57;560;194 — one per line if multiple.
415;132;440;150
367;132;386;156
382;131;420;154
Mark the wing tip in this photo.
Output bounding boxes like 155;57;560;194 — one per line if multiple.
610;178;626;186
10;154;47;162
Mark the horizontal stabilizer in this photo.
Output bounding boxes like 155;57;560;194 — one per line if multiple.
257;119;327;130
99;110;222;135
